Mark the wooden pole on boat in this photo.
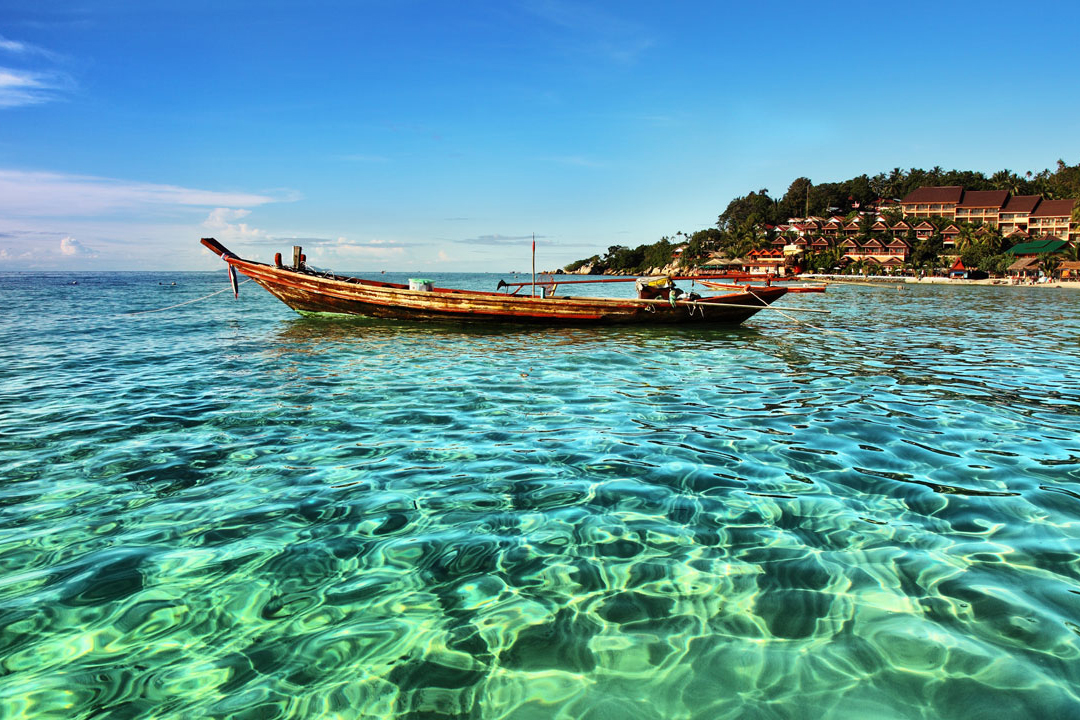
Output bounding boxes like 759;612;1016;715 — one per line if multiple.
531;234;536;298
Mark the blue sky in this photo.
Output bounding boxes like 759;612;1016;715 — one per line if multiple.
1;0;1078;271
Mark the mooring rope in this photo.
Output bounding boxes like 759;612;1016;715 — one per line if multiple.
745;287;841;336
122;280;252;316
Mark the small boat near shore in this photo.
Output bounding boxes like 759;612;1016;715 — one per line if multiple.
200;238;814;326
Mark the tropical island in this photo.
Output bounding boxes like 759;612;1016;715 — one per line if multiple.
563;161;1080;282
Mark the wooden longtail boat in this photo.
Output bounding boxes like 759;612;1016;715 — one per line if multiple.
200;238;796;326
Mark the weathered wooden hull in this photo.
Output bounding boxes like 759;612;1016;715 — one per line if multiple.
200;238;788;326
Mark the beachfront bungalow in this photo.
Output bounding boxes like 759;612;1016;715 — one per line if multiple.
746;248;788;276
834;236;910;267
886;238;911;258
839;238;860;256
1060;261;1080;280
998;195;1042;235
862;237;885;255
941;224;961;248
788;236;809;251
900;186;964;219
699;254;744;273
914;221;935;240
1028;199;1078;242
1005;237;1071;281
954;190;1009;228
890;220;912;236
1006;256;1041;279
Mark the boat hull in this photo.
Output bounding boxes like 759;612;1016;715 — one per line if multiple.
201;238;788;327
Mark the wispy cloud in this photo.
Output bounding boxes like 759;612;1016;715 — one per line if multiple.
522;0;655;64
0;67;70;107
338;153;391;163
0;169;280;217
308;237;413;265
0;34;70;107
0;34;60;60
548;155;602;168
452;234;547;246
0;231;98;266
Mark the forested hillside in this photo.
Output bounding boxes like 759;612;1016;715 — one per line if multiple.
565;161;1080;274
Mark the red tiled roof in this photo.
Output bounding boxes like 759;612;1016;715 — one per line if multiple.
901;186;964;204
942;225;960;234
914;221;935;230
1001;195;1041;214
957;190;1008;209
1030;199;1077;218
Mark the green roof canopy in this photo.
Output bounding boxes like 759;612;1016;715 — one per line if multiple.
1007;239;1068;255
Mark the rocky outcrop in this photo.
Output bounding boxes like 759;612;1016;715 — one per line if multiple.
558;261;685;277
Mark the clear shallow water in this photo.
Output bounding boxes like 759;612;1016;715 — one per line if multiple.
2;270;1080;719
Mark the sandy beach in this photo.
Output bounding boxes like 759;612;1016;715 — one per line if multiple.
801;274;1080;289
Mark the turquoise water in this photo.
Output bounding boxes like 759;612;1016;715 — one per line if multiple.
2;271;1080;719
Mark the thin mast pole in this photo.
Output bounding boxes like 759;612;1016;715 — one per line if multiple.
531;234;536;297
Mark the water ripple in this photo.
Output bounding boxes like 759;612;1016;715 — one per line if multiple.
2;273;1080;717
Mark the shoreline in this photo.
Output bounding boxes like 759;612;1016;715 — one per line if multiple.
799;273;1080;289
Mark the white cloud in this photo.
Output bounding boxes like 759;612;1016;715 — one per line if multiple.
59;235;96;257
0;247;33;261
0;35;56;58
308;237;408;265
0;35;69;107
0;169;279;217
0;67;68;108
523;0;654;64
202;207;269;241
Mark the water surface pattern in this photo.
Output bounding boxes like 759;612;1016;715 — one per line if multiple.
2;272;1079;719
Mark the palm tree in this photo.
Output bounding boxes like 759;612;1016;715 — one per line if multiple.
1039;253;1062;280
954;225;977;253
980;228;1005;255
